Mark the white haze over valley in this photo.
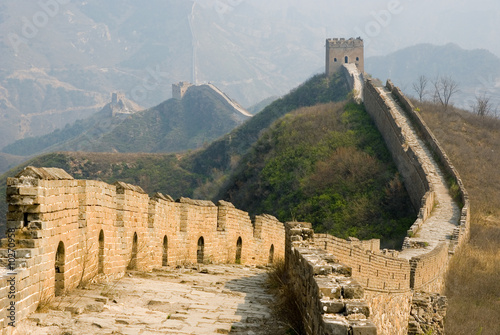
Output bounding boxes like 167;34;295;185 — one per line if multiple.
0;0;499;150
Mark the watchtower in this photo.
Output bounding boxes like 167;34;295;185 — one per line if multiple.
172;81;193;100
111;92;125;105
326;37;364;76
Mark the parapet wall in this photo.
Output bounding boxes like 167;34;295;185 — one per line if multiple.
387;82;470;253
0;167;285;333
314;234;412;334
364;79;434;215
315;234;410;292
285;223;377;335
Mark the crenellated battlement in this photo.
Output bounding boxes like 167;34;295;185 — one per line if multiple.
326;37;364;48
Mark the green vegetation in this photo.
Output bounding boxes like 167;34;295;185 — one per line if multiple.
217;102;415;245
184;72;351;198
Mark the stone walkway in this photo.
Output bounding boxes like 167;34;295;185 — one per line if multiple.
378;87;461;260
15;265;286;335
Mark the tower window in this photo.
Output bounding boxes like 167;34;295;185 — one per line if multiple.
356;57;359;61
334;58;337;62
345;56;348;63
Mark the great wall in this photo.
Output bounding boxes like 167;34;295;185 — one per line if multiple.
0;38;470;334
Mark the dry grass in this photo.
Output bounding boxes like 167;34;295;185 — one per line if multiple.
416;101;500;335
266;260;305;335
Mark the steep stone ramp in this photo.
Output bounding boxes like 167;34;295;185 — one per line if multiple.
342;63;364;102
375;86;461;260
206;83;253;117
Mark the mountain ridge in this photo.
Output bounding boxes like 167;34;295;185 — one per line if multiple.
2;84;251;157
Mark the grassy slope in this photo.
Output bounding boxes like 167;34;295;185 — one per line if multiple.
217;102;415;247
416;101;500;335
185;72;351;199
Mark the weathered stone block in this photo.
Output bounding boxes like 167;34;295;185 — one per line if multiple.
317;278;342;299
313;264;333;275
18;187;39;196
345;301;370;317
337;278;364;299
350;320;377;335
323;316;349;335
321;299;345;314
331;263;352;276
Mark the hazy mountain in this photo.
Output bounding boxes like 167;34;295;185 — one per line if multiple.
2;0;499;149
1;94;142;157
2;84;251;155
0;0;325;149
366;43;500;109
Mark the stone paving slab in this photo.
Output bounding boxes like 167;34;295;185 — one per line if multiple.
15;265;287;335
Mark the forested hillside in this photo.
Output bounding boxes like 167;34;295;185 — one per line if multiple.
217;102;415;246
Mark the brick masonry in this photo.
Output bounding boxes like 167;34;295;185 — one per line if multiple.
0;167;285;333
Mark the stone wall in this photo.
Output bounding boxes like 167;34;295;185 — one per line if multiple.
315;234;412;334
0;167;285;333
0;65;472;334
285;222;377;335
409;243;449;294
364;79;434;214
315;234;411;292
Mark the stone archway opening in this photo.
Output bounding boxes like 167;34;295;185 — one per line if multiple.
235;237;242;264
128;232;138;270
162;236;168;266
269;244;275;264
197;237;204;264
55;241;65;296
345;56;349;63
98;230;104;274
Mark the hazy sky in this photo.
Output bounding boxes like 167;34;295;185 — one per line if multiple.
203;0;500;57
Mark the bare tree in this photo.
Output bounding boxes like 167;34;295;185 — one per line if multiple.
471;94;496;117
432;75;460;110
412;75;428;102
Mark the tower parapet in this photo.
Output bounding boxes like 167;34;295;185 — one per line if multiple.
326;37;364;76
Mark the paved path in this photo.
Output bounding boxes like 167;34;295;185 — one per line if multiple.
17;265;286;335
377;87;461;259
